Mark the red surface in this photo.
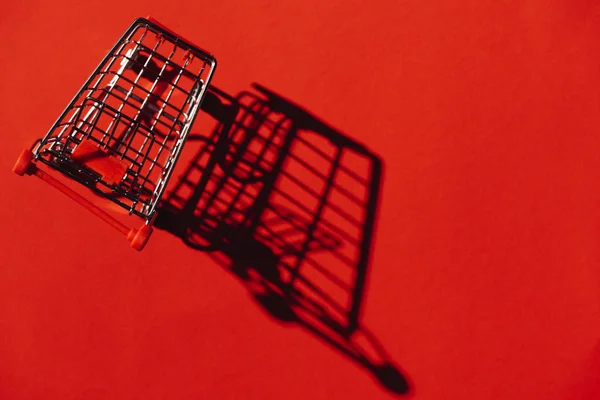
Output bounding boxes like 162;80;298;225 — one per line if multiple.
2;1;600;399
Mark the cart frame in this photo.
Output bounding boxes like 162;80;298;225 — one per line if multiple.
13;17;217;250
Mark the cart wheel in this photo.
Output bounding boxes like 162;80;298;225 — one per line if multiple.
130;225;153;251
13;149;34;176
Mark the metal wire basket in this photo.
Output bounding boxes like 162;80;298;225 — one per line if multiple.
12;17;217;250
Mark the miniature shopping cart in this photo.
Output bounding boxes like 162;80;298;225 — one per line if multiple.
12;17;217;250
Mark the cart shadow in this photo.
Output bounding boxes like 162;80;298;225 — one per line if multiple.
155;83;411;396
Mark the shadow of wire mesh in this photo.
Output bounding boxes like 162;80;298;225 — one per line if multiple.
160;84;381;335
155;84;409;395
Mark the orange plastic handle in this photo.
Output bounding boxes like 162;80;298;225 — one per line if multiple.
33;168;133;237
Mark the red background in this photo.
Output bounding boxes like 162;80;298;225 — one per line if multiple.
2;1;600;399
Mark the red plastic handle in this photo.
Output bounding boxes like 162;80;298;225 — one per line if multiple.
33;168;133;237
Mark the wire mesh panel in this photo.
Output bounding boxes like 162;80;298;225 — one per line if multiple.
33;17;216;222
